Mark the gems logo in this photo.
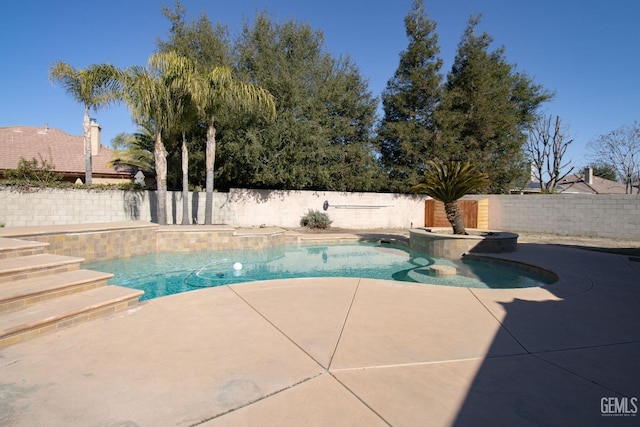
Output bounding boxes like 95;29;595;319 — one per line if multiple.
601;397;638;417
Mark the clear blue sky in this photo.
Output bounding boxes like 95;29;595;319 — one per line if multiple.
1;0;638;170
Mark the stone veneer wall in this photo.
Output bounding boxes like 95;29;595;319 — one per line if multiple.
155;227;286;253
409;228;518;258
7;224;158;262
0;223;288;262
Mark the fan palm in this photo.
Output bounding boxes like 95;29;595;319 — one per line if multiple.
108;123;155;172
49;62;121;185
413;160;489;235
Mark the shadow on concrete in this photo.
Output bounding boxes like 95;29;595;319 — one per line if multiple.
557;245;640;258
451;244;640;425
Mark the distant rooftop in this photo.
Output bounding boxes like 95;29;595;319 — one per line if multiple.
0;125;133;180
558;171;629;194
513;166;636;195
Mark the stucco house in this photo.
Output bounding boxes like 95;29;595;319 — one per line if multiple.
0;123;138;184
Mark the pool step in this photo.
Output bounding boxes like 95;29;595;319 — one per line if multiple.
0;285;144;348
0;269;114;314
0;237;48;259
0;236;145;348
0;253;84;284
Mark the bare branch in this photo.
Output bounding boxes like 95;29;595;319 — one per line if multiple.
524;114;573;192
588;121;640;194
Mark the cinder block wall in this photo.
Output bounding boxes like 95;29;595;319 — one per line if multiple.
0;188;228;226
0;188;426;230
484;194;640;239
224;189;426;229
2;188;639;239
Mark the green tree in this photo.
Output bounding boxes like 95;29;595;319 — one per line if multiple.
228;12;380;192
157;1;231;70
436;15;552;193
120;52;195;225
4;156;63;185
413;160;489;235
49;62;121;185
376;0;443;192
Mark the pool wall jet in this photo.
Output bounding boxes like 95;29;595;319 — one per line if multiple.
409;227;518;259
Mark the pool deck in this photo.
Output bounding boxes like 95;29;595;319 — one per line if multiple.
1;235;640;425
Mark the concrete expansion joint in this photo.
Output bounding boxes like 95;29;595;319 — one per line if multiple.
466;287;530;354
531;339;640;356
190;372;325;426
530;350;628;398
329;356;489;373
327;370;392;426
226;284;328;370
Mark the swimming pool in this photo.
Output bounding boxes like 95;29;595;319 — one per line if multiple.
84;242;555;301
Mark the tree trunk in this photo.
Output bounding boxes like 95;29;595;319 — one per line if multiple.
181;131;190;225
444;200;467;235
154;132;168;225
204;117;216;225
83;107;92;185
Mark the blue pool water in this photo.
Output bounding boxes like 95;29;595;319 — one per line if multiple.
84;242;555;301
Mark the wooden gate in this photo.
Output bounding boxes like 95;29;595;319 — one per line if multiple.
424;199;480;228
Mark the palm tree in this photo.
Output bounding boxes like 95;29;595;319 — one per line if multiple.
177;125;195;225
49;62;121;185
413;160;489;235
120;52;194;225
173;93;199;225
108;124;155;173
192;67;276;225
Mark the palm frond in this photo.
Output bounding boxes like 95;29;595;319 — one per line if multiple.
107;131;155;171
413;160;489;203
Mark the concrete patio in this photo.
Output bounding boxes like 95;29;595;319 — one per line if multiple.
1;241;639;426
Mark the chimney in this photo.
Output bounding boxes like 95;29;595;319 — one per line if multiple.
530;163;539;182
585;167;593;185
90;120;101;156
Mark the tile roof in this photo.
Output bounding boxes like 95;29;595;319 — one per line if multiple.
558;173;628;194
0;125;132;177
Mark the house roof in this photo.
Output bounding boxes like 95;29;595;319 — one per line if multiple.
558;173;628;194
0;125;132;178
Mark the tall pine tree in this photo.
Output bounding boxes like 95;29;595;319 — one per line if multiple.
436;15;552;193
376;0;443;192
